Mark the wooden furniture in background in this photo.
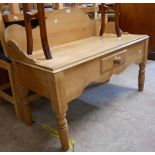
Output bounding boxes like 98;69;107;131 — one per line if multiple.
4;7;149;151
0;12;40;123
0;12;16;105
120;3;155;60
52;3;64;10
1;3;99;23
8;3;20;13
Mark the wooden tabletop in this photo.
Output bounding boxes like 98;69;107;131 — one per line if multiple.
29;33;148;73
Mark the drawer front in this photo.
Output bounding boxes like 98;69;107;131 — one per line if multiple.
100;41;144;74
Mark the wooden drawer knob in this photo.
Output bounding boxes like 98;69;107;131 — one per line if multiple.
113;56;124;65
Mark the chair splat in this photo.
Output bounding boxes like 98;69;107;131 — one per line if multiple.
100;3;121;37
22;3;52;59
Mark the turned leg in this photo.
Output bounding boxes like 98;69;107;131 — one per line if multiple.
138;63;146;92
55;113;69;151
48;72;69;151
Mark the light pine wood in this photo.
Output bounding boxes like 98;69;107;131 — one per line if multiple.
9;3;20;14
92;3;98;20
11;61;29;122
53;3;64;10
138;39;148;91
6;34;147;73
48;72;69;151
55;113;69;151
4;8;149;151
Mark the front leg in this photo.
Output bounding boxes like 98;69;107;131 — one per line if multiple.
138;63;146;92
48;72;69;151
55;113;69;151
